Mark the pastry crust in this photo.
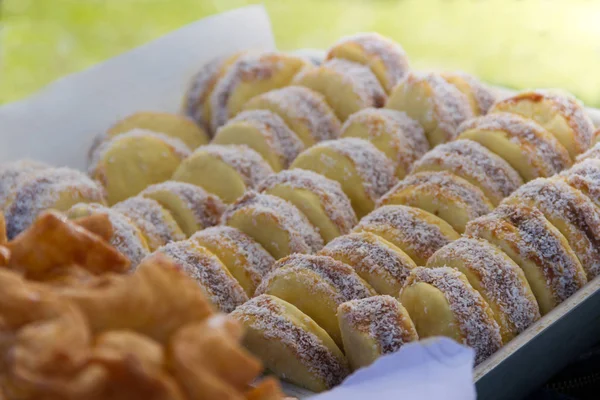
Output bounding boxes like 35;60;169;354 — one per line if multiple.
441;72;496;116
560;158;600;208
0;159;49;212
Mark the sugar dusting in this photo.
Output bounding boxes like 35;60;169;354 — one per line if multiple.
231;295;349;388
321;59;386;108
443;72;496;115
408;266;502;364
0;159;49;209
152;240;248;312
576;142;600;163
561;158;600;207
257;169;358;235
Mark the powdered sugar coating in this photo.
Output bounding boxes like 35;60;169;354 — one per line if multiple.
222;109;305;168
561;158;600;207
378;171;493;220
355;205;457;264
492;90;594;155
140;181;225;229
221;191;323;254
320;232;415;292
405;266;502;364
310;138;397;202
457;113;571;178
0;159;49;209
338;295;418;354
6;167;105;239
231;294;349;389
506;178;600;278
191;226;275;288
190;144;273;189
257;254;375;303
341;108;429;174
466;203;587;305
152;239;248;312
69;203;149;268
442;72;496;115
427;237;541;337
321;59;386;109
245;86;341;143
257;169;358;235
576;142;600;162
327;32;410;92
411;139;523;204
113;196;185;250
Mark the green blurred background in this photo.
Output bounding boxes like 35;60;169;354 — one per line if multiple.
2;0;600;105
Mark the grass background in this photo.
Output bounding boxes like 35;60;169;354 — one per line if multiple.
2;0;600;105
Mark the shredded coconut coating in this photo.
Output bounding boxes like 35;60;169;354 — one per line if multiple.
355;205;456;264
231;295;350;389
442;72;496;115
493;90;594;155
246;86;342;142
190;144;273;189
506;178;600;278
112;196;185;249
140;180;226;229
221;191;323;254
338;295;418;354
466;203;588;305
561;158;600;207
325;59;386;108
70;203;149;269
341;108;429;173
327;32;410;92
411;139;523;204
406;267;502;364
576;141;600;163
257;169;358;236
6;167;105;239
0;159;49;210
311;138;397;202
428;237;541;336
257;254;375;303
378;171;493;220
151;240;248;312
320;232;415;291
223;109;305;168
457;113;572;177
191;226;275;288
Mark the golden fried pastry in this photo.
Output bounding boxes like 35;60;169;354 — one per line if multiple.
400;266;503;365
354;205;460;265
326;32;410;93
340;108;429;178
466;203;587;314
222;192;323;259
256;254;375;347
191;226;275;296
503;178;600;279
66;203;150;268
377;171;494;233
0;159;49;211
112;197;185;251
441;72;496;116
457;113;571;181
290;138;397;218
140;181;225;237
211;53;310;130
243;86;342;146
183;52;243;134
5;167;105;239
245;377;286;400
337;295;418;370
257;169;358;243
231;294;350;392
410;139;524;205
0;211;6;245
6;210;129;279
72;212;113;242
89;130;191;205
576;141;600;162
212;110;304;171
385;72;474;147
173;144;273;203
319;231;416;296
490;90;594;159
427;237;540;343
560;158;600;208
294;59;386;121
105;111;210;150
